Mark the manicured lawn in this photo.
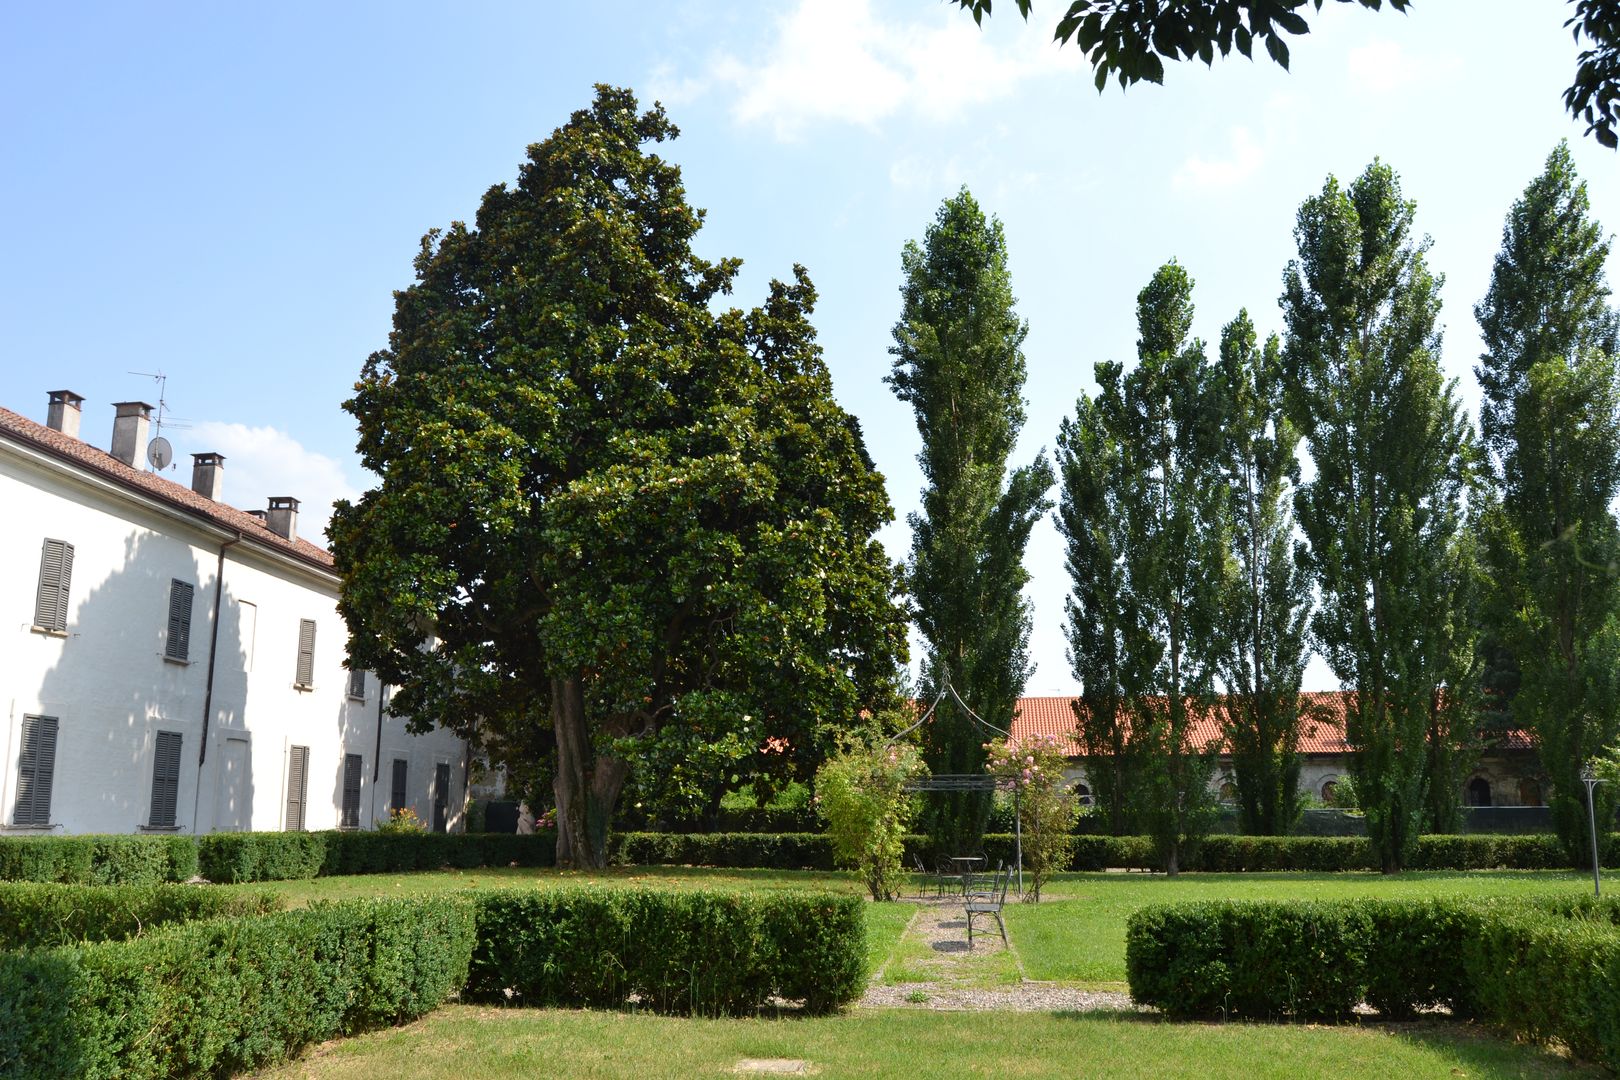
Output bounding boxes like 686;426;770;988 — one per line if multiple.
1011;870;1617;985
251;1006;1601;1079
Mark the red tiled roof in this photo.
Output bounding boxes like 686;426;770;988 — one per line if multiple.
0;405;335;572
1011;692;1533;757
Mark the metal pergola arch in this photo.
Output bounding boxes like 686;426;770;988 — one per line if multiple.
890;678;1025;896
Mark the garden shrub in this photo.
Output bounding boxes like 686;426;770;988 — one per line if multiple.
0;835;196;885
0;882;282;951
0;896;474;1080
196;831;327;883
465;887;864;1015
610;831;836;870
985;734;1077;901
815;741;928;901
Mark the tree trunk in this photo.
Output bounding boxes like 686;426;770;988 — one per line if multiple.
550;675;631;869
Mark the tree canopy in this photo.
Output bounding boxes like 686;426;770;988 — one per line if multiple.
331;85;908;868
954;0;1620;148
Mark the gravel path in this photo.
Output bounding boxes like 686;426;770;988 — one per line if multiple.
859;899;1139;1014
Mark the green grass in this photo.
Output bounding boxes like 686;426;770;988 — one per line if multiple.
1009;869;1618;985
864;901;915;976
251;1005;1601;1079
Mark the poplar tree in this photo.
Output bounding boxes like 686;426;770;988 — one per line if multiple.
1211;310;1312;835
1101;262;1226;874
888;189;1053;854
1476;142;1620;864
1280;161;1477;872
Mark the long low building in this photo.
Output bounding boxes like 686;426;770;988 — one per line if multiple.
1011;693;1544;810
1;390;468;836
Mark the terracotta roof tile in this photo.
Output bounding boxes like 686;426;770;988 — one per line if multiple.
0;405;335;572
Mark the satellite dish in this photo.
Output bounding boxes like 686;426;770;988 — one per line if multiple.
147;436;173;471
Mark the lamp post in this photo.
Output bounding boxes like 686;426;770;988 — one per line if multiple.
1581;763;1606;898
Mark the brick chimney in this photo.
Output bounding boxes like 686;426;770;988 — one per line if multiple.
109;401;153;467
190;452;225;502
46;390;84;439
265;496;299;541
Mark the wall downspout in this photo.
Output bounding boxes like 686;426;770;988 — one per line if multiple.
190;530;241;832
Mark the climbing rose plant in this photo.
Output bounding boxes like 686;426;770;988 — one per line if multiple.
986;734;1077;902
816;741;928;901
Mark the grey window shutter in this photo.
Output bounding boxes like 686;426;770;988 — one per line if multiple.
165;580;194;661
390;758;408;812
33;539;74;633
286;745;309;831
347;667;366;700
149;731;183;827
433;762;450;833
13;715;59;826
295;620;316;688
341;753;363;828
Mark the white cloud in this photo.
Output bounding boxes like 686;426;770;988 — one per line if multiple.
1346;38;1459;94
187;421;360;546
1172;126;1264;191
676;0;1082;141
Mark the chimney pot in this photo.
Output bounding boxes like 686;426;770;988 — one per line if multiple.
46;390;85;439
190;452;225;501
265;496;300;541
109;401;154;467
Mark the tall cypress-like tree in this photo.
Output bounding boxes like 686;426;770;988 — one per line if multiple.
1057;394;1137;835
1280;161;1478;873
1076;262;1227;874
1476;142;1620;864
1211;310;1312;836
889;189;1053;854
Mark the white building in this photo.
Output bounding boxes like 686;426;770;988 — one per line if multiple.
1;391;468;836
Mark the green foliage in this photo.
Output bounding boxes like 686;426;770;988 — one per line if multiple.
610;832;837;870
889;188;1052;855
0;883;282;951
375;807;427;834
0;897;475;1079
1211;310;1311;836
464;887;865;1015
816;741;928;900
1281;160;1479;872
197;832;327;884
194;831;556;883
985;735;1076;900
1126;894;1620;1067
0;834;197;886
1476;142;1620;867
331;84;908;869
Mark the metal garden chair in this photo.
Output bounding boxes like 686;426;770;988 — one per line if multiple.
964;865;1011;949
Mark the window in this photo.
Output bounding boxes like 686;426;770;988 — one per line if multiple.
294;619;316;689
285;745;309;831
390;758;408;813
238;601;257;671
341;754;363;829
1467;777;1493;807
32;539;74;633
1321;779;1339;803
148;731;183;828
432;763;451;833
347;667;366;701
164;580;194;661
1218;781;1239;804
1073;782;1093;807
12;715;58;826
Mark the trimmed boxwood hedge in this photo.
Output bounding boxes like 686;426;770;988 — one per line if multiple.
0;882;282;951
0;896;476;1079
465;887;865;1015
0;834;198;885
1125;895;1620;1068
194;830;558;883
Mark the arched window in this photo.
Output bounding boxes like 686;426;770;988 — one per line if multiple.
1467;777;1493;807
1518;779;1543;807
1321;779;1338;803
1219;781;1238;804
1073;783;1093;806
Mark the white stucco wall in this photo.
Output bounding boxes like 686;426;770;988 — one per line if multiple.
1;436;466;836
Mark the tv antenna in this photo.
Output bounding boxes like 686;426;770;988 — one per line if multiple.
128;369;187;472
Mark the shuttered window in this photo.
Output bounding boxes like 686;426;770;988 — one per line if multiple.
12;715;59;826
285;745;309;831
33;539;74;633
390;758;408;812
347;667;366;700
341;754;363;829
164;580;194;661
294;620;316;689
432;763;450;833
148;731;183;828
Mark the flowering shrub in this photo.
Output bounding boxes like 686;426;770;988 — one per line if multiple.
985;734;1077;901
376;807;427;834
815;741;928;900
534;807;557;832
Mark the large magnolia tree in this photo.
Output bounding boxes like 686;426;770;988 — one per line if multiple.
331;86;909;868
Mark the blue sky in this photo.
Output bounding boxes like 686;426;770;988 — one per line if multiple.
3;1;1615;694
